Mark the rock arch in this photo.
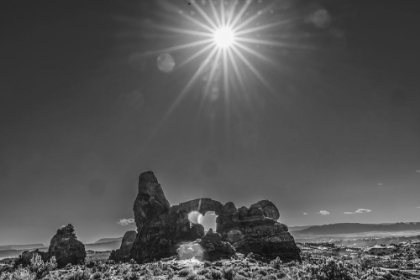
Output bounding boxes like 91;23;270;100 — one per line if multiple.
129;171;300;263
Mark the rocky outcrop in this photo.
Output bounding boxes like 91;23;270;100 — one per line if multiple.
177;229;236;261
130;171;300;263
109;230;137;262
15;224;86;268
216;201;301;262
130;173;215;263
48;224;86;268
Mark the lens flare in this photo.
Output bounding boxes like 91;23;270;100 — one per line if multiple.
188;211;203;224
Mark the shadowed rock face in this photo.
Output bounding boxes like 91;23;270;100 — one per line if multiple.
131;171;300;263
216;202;300;262
48;224;86;268
109;230;137;262
133;171;171;233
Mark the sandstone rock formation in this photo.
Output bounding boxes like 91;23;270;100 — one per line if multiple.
177;229;236;261
130;171;300;263
216;201;301;262
109;230;137;262
48;224;86;268
15;224;86;268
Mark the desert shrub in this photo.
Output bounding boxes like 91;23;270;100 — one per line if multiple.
197;268;209;275
317;258;354;280
91;272;102;279
261;275;278;280
223;267;235;280
276;271;287;279
258;269;268;276
186;274;202;280
232;275;248;280
236;268;250;278
179;268;194;277
123;272;140;280
85;261;96;269
270;257;282;270
210;269;223;279
214;261;223;267
28;254;57;279
66;270;90;280
358;256;374;271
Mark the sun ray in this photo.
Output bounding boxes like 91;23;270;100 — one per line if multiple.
191;0;218;31
177;47;219;104
235;20;292;36
209;0;222;28
220;0;226;27
226;0;239;26
176;42;216;69
161;1;216;33
142;38;214;56
230;0;252;28
233;41;276;66
232;3;276;33
231;45;277;97
195;49;223;122
154;25;213;38
222;48;231;150
235;37;313;49
180;11;216;33
227;47;246;96
222;49;229;97
148;47;219;142
204;49;222;96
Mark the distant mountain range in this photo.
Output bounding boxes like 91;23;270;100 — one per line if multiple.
94;237;123;244
0;244;45;251
295;222;420;235
288;225;314;232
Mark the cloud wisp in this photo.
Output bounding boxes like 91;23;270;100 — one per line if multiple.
117;218;135;226
355;208;372;214
319;210;330;215
344;208;372;214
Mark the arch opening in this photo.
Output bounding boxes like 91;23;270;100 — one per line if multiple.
200;211;217;233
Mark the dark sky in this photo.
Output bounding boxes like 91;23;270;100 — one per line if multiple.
1;0;419;246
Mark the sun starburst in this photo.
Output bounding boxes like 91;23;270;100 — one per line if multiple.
137;0;305;139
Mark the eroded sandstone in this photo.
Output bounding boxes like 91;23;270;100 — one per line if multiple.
130;171;300;263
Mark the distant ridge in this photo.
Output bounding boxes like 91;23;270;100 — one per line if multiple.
0;244;45;251
288;225;314;232
297;222;420;235
94;237;123;244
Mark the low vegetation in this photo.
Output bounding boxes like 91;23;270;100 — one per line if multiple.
1;241;419;280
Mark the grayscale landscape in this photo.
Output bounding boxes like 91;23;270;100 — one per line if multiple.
1;0;419;279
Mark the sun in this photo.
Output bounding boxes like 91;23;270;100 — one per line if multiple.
141;0;292;135
213;27;235;49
